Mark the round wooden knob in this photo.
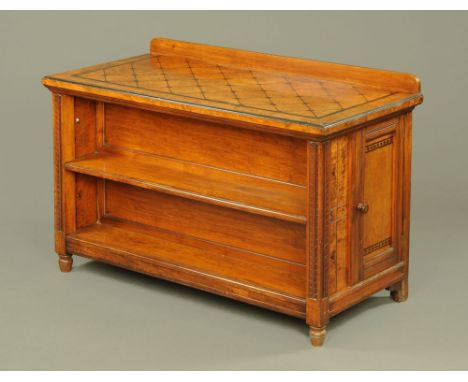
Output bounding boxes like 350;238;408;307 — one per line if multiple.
356;203;369;213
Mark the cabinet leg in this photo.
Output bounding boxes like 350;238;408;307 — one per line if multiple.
390;280;408;302
58;254;73;272
309;326;327;347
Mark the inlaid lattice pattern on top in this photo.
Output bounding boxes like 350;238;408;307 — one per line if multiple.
76;55;394;121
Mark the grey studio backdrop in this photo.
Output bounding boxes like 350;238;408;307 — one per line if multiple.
0;11;467;370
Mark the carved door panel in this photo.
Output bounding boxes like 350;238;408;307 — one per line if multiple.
351;118;402;283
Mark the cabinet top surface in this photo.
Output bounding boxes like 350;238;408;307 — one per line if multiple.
43;38;422;136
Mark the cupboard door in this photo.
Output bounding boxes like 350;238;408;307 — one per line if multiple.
351;118;402;283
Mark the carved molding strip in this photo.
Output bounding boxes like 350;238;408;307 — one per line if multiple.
54;94;63;232
365;118;398;138
364;237;392;255
308;143;327;301
365;136;393;153
309;145;320;300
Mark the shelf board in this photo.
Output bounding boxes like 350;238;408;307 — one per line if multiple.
67;217;306;299
65;149;307;223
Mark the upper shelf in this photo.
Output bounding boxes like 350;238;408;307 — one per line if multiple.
65;149;307;224
42;38;423;138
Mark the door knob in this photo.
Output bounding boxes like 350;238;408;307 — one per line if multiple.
356;203;369;213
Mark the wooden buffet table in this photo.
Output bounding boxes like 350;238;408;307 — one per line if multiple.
42;38;423;346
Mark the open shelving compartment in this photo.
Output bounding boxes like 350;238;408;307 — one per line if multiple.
65;147;307;224
62;99;309;317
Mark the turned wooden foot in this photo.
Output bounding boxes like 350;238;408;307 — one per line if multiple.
309;326;326;347
58;255;73;272
390;280;408;302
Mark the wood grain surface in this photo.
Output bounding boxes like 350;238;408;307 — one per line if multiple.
43;37;423;347
42;38;422;138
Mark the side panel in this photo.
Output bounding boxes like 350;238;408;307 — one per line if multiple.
325;114;410;314
54;96;104;237
324;136;350;295
74;98;99;228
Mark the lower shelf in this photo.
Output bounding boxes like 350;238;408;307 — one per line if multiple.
66;217;306;317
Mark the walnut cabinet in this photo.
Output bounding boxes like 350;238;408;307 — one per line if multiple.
42;38;423;346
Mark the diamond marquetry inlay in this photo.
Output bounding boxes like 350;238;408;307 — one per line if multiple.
75;55;395;123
